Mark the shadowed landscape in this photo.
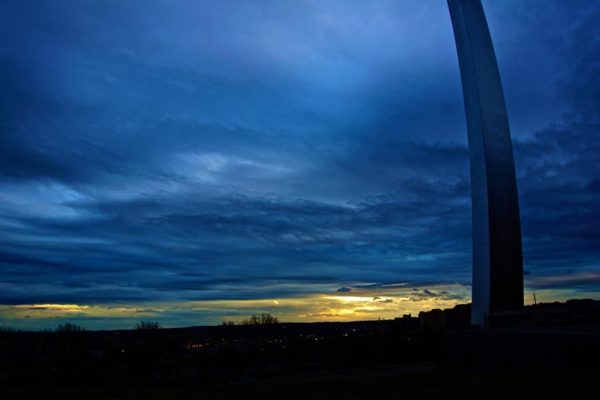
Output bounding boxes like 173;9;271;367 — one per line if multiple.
2;300;599;398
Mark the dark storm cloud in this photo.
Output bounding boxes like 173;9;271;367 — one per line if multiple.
0;184;474;304
0;0;598;316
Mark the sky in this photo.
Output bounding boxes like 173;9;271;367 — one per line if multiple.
1;0;599;330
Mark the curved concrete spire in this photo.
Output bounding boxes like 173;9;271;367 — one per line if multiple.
447;0;524;326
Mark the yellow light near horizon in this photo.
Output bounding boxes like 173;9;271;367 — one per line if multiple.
0;303;157;320
0;282;478;326
322;296;375;303
13;304;90;311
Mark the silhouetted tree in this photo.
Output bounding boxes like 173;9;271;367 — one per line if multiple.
135;321;162;330
54;323;86;364
55;323;84;333
242;313;279;325
221;320;236;326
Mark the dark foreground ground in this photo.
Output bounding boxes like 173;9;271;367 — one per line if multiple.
4;365;599;399
2;300;599;399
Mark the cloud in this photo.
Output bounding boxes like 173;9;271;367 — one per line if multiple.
527;272;600;290
373;297;394;303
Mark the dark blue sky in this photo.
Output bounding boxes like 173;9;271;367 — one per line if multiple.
1;0;598;329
